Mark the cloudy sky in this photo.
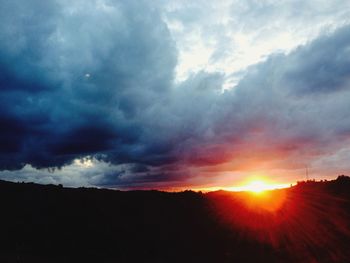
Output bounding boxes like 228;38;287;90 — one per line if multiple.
1;0;350;190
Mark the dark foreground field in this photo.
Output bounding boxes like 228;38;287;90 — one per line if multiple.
1;176;350;263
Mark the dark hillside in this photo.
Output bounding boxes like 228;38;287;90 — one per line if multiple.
0;176;350;262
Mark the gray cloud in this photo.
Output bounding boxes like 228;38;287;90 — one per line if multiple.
0;0;177;169
1;0;350;188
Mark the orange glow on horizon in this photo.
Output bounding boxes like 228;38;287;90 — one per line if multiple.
238;179;276;193
188;176;291;193
239;188;287;213
207;180;350;262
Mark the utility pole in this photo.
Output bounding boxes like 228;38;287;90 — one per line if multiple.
305;165;309;181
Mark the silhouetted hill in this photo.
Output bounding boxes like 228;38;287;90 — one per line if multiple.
0;176;350;263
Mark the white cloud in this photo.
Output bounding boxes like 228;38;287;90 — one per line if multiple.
158;0;350;86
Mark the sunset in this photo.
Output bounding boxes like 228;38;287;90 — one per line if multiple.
1;0;350;262
239;179;276;193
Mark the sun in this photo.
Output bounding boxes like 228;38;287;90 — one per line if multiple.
226;177;289;213
243;180;273;194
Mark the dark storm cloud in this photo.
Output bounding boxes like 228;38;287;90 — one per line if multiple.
0;0;177;170
1;0;350;187
283;28;350;94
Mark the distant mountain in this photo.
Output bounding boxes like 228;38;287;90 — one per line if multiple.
0;176;350;263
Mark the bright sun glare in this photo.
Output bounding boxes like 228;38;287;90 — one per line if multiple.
243;180;273;193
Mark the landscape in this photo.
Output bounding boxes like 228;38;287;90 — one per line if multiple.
1;0;350;262
1;176;350;262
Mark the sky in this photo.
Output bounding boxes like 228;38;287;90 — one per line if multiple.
0;0;350;190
